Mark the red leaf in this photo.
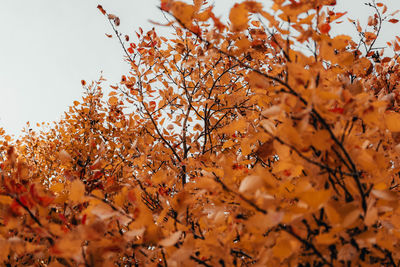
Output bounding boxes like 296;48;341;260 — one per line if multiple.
97;5;106;15
127;190;136;202
320;23;331;34
394;41;400;51
37;195;54;207
10;199;22;215
114;17;120;26
15;183;27;194
82;214;87;225
19;195;33;208
190;25;201;35
329;107;344;114
149;101;157;111
161;0;171;12
59;214;68;224
388;19;399;24
283;169;291;176
90;171;104;181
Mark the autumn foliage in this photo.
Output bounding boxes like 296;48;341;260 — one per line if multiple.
2;0;400;266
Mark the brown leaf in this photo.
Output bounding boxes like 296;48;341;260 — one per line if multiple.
256;139;274;159
97;5;106;15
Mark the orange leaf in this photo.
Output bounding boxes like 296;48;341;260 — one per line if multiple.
108;96;119;105
171;1;195;25
69;180;85;203
58;150;72;164
385;111;400;132
229;3;249;31
149;101;156;111
364;32;377;43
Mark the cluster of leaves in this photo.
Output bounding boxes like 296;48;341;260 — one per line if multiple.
2;0;400;265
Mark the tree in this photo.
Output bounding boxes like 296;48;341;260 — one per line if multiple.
1;0;400;265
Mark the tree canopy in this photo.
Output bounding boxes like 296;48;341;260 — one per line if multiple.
1;0;400;266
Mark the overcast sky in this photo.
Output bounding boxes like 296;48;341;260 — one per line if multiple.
1;0;399;136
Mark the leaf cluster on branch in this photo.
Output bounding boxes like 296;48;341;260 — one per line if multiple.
1;0;400;266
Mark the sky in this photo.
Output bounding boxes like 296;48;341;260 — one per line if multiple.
1;0;399;136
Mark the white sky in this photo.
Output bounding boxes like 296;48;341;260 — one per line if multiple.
1;0;399;136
